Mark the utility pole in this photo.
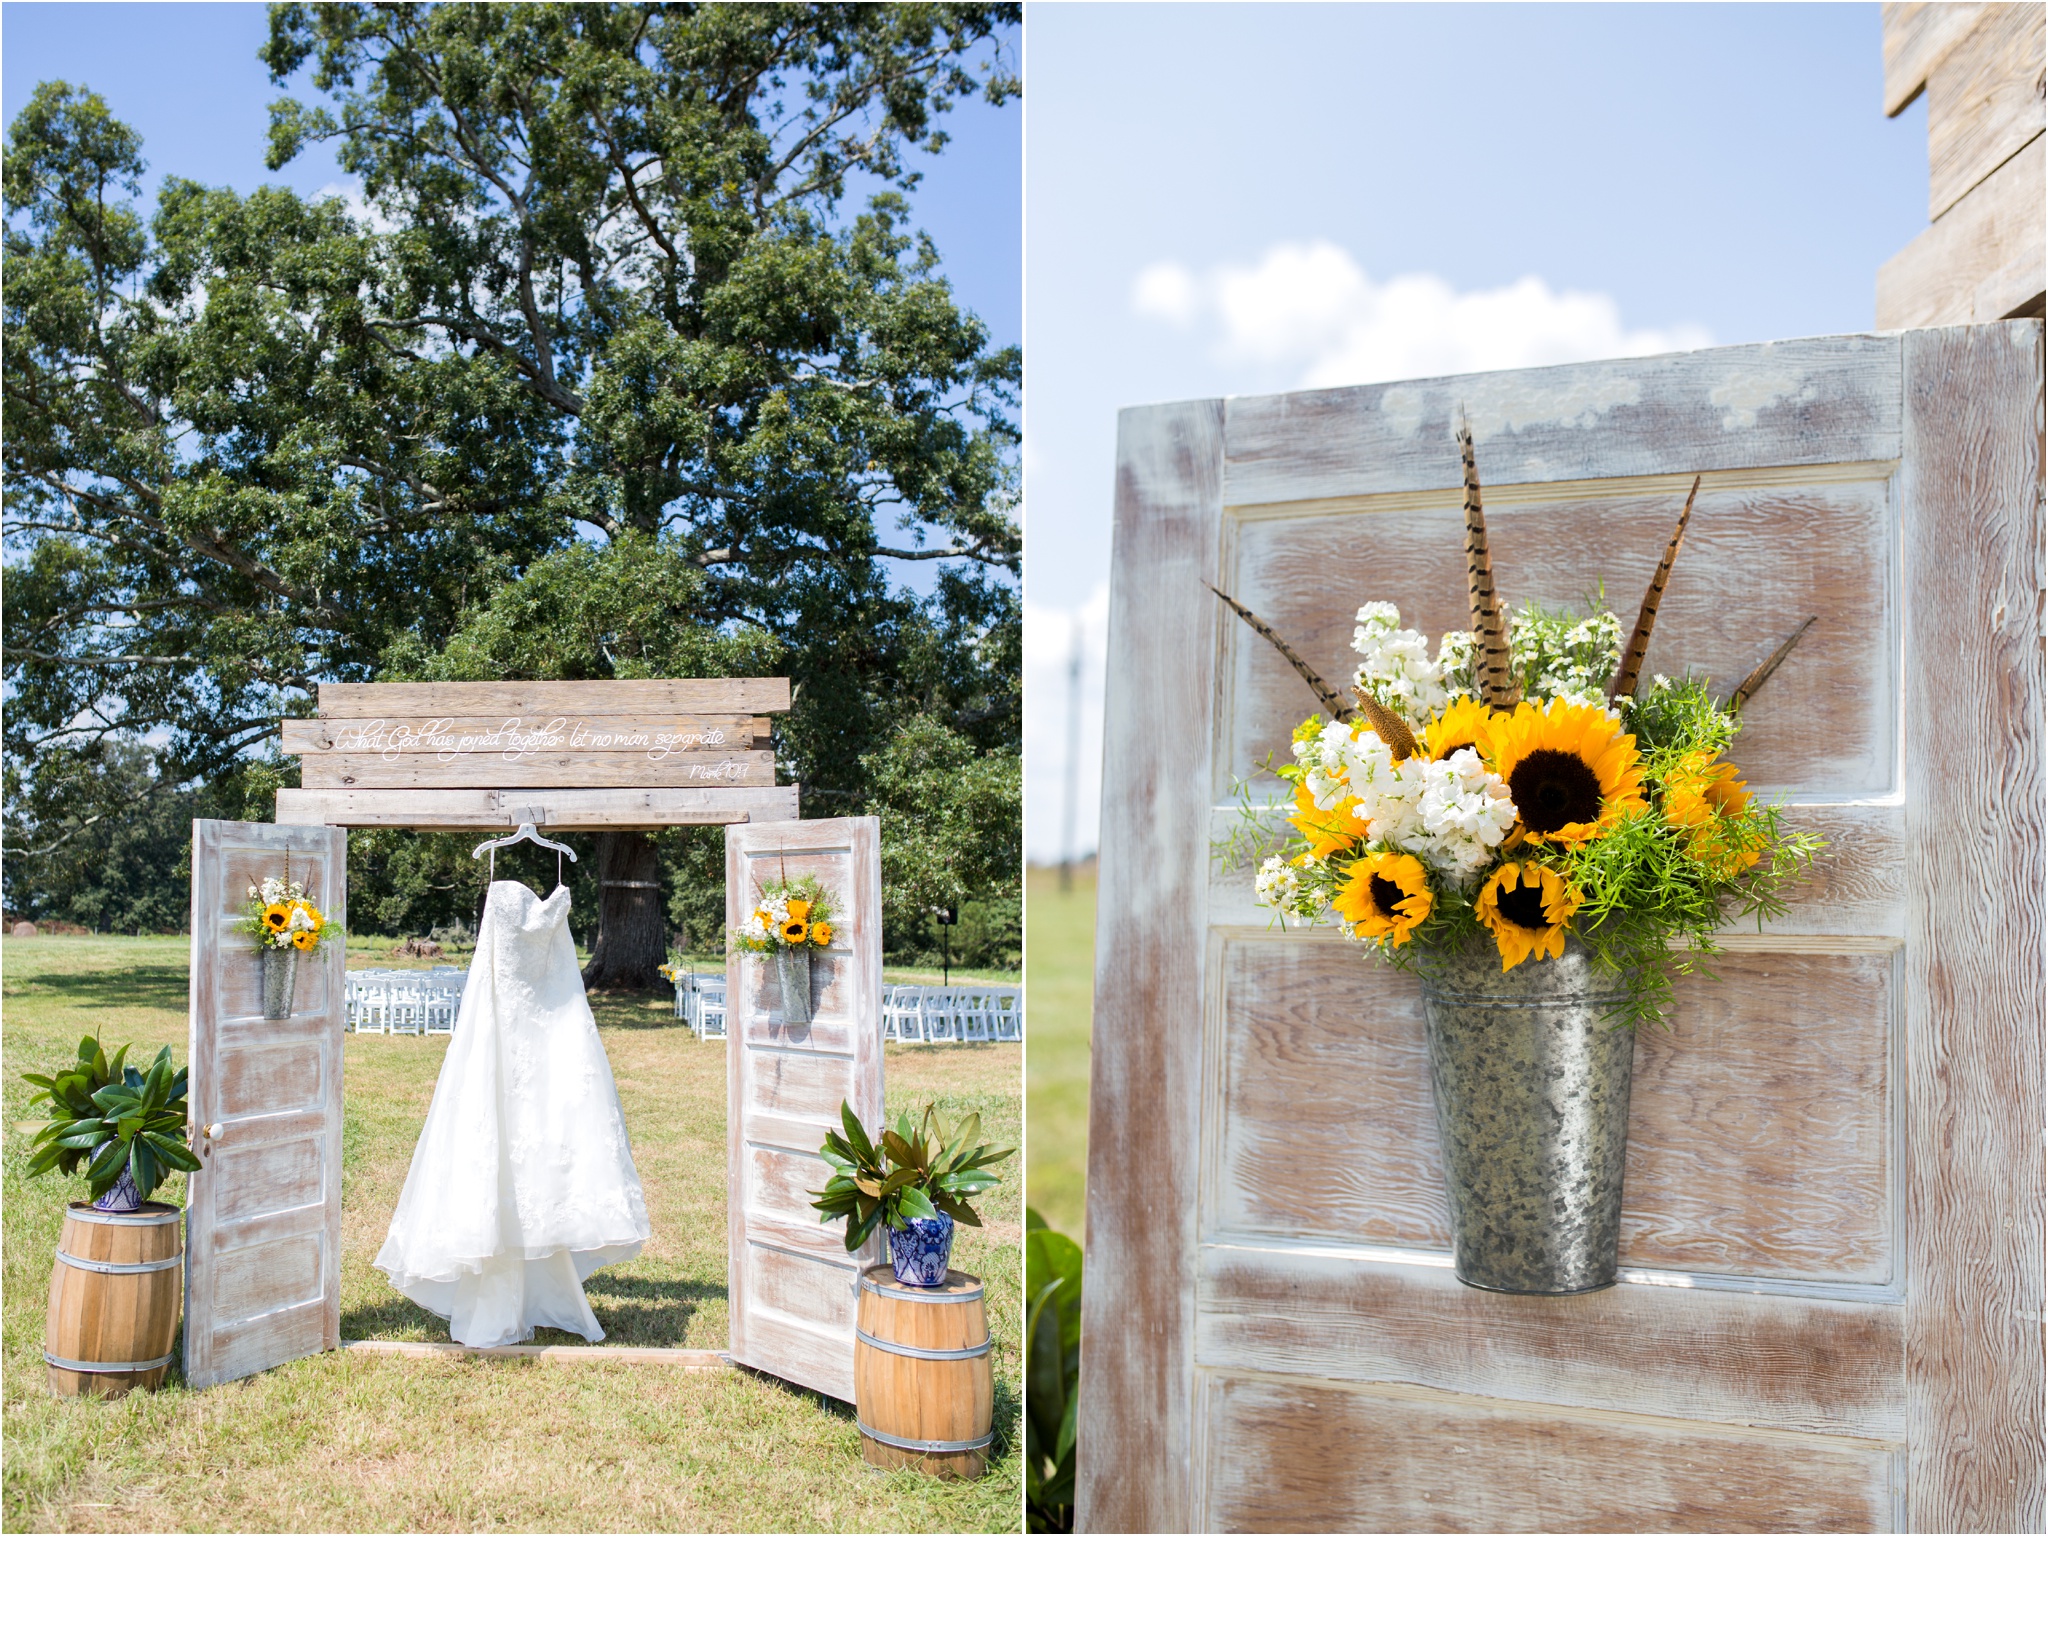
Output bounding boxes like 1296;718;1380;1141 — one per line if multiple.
1059;610;1084;893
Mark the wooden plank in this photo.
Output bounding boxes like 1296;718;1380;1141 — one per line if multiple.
1877;133;2047;328
1197;1373;1895;1532
274;784;798;830
183;820;346;1389
1884;2;1990;116
1197;1248;1906;1441
1220;336;1903;509
282;714;767;755
344;1340;730;1368
297;748;775;789
1208;938;1898;1283
317;678;790;716
1899;321;2045;1532
1209;801;1908;939
1077;399;1226;1533
1925;3;2046;218
1221;469;1899;799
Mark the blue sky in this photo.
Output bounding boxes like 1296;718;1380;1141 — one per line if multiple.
0;1;1022;597
1021;0;1930;860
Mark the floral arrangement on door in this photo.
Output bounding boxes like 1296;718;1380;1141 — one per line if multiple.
1224;425;1824;1295
1234;433;1823;1028
237;863;342;1020
731;873;839;1029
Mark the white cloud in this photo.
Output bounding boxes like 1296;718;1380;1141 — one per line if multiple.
1131;240;1712;390
1022;581;1109;865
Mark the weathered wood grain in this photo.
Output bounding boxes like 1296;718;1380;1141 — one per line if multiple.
1209;937;1897;1282
1884;3;1991;115
1224;473;1897;798
275;784;799;830
1878;134;2047;329
297;748;776;789
1196;1248;1906;1441
855;1270;994;1478
317;678;790;716
184;820;346;1390
1220;336;1903;508
1077;399;1226;1534
1925;3;2046;218
725;817;883;1404
1197;1374;1895;1532
1899;321;2045;1532
282;714;767;755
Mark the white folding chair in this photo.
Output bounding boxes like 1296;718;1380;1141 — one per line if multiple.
956;990;995;1043
386;978;426;1036
354;981;389;1034
920;989;958;1043
424;982;458;1035
883;985;925;1043
697;988;727;1041
993;987;1024;1042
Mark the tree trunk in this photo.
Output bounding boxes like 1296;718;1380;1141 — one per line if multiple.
581;831;668;990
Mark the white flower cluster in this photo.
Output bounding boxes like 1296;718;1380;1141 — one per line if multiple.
1282;718;1518;892
1350;602;1449;722
1510;607;1623;708
248;876;308;907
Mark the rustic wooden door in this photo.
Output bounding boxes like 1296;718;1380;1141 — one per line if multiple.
183;819;348;1389
725;815;884;1400
1080;322;2044;1532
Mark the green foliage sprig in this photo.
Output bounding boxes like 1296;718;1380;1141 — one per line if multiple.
1025;1207;1081;1533
23;1033;200;1202
811;1101;1014;1252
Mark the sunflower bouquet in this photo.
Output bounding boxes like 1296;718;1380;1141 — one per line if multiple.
1232;434;1823;1028
732;873;839;1030
238;874;342;955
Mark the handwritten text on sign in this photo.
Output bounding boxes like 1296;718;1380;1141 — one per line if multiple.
326;717;744;763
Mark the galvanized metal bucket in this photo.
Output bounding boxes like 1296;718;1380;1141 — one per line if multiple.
1418;935;1637;1295
774;946;813;1031
261;946;297;1021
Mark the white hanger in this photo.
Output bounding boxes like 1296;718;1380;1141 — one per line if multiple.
472;822;577;885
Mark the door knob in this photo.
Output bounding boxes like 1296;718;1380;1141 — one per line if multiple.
207;1122;225;1140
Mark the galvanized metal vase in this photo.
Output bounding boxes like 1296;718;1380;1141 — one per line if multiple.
1419;935;1636;1295
261;946;297;1021
774;946;812;1031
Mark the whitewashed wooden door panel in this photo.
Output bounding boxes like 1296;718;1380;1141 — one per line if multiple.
183;819;347;1390
1080;324;2044;1532
725;816;883;1401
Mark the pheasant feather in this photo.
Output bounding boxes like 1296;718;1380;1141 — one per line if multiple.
1204;582;1349;721
1457;419;1520;709
1352;687;1420;762
1608;475;1701;702
1728;616;1816;712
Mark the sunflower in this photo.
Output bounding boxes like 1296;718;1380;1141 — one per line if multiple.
262;905;291;933
1419;696;1498;763
298;901;324;932
1488;698;1645;848
1286;783;1369;860
1664;753;1761;873
1474;860;1583;970
786;898;812;921
778;918;810;945
291;928;320;952
1331;852;1434;947
810;920;834;947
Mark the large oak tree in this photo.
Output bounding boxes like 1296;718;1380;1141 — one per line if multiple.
4;3;1020;981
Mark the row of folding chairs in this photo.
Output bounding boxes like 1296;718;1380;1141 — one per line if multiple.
672;973;728;1041
348;969;465;1035
883;985;1023;1045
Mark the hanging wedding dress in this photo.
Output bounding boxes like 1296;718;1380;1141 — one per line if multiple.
376;880;650;1346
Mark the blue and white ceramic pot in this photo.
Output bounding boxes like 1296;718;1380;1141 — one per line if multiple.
887;1210;955;1287
89;1142;144;1213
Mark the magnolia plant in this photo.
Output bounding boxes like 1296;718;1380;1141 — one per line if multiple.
24;1034;200;1202
811;1102;1014;1253
1228;430;1824;1025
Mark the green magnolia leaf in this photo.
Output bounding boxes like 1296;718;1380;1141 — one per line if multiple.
881;1129;917;1170
57;1133;101;1149
21;1073;57;1090
130;1139;161;1198
941;1195;982;1228
143;1133;201;1173
895;1185;935;1221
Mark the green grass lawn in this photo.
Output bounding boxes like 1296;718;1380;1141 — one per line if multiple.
1024;864;1095;1240
3;933;1020;1532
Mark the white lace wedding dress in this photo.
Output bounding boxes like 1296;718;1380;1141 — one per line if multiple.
375;881;650;1346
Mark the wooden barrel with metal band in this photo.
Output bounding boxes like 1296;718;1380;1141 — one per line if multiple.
854;1267;993;1479
45;1201;184;1397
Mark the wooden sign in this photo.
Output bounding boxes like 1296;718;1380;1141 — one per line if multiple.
277;678;795;828
1081;325;2044;1533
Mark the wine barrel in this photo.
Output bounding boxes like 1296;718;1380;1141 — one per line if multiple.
854;1266;993;1479
45;1201;183;1398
